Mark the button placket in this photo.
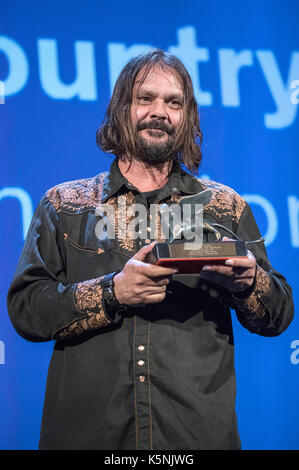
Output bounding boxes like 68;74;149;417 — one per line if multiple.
137;343;146;382
133;317;152;450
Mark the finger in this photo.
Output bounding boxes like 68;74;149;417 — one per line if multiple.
224;248;256;266
141;262;178;277
201;263;252;276
224;256;255;268
199;269;229;287
153;276;172;286
133;241;157;261
133;243;179;274
130;284;166;303
200;264;235;277
143;285;167;294
141;276;171;287
144;292;166;304
200;268;254;281
199;269;245;290
129;260;177;282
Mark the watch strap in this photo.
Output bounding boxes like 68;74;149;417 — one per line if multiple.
102;271;128;321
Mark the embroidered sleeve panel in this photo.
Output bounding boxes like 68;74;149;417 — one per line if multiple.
54;277;111;340
199;179;246;224
230;265;272;326
46;172;109;214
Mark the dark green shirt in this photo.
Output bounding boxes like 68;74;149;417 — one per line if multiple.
7;158;294;450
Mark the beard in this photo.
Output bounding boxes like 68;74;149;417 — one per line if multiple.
135;120;177;165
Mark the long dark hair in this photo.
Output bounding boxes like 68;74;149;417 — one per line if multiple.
96;49;203;174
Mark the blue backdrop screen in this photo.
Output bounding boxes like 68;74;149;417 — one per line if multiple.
0;0;298;450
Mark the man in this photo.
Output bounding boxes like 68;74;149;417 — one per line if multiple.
7;49;294;450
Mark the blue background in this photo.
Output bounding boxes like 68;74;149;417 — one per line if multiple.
0;0;298;450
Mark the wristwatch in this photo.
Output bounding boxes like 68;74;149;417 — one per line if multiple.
102;271;128;320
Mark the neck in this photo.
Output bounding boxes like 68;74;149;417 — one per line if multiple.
118;156;173;192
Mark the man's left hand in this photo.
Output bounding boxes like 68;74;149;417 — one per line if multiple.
199;237;257;293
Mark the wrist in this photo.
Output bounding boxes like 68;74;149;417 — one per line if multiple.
102;271;127;321
230;266;257;300
113;272;125;305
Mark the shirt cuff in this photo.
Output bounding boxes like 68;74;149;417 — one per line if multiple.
229;265;272;323
53;277;112;340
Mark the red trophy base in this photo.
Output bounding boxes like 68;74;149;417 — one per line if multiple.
146;240;248;274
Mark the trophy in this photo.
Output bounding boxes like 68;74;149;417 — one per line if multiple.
146;189;252;274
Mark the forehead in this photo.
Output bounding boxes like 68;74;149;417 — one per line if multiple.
133;65;183;93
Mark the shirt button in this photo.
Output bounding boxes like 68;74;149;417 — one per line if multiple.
138;375;146;383
138;345;145;352
147;227;151;232
137;360;145;366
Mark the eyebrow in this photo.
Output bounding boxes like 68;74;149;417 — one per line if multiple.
135;87;184;100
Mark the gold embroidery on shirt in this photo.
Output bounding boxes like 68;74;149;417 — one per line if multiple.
97;192;136;253
55;277;110;339
47;172;108;213
63;232;105;254
170;194;181;204
234;265;271;319
198;179;246;223
118;192;136;252
153;194;182;242
153;203;166;242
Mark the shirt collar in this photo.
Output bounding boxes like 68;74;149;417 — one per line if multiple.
99;157;204;203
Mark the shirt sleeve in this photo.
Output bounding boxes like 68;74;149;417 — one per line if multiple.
228;202;294;336
7;194;121;342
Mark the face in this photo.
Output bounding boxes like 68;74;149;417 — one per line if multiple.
130;66;184;163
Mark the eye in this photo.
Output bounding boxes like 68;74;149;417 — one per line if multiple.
138;96;152;104
169;100;182;109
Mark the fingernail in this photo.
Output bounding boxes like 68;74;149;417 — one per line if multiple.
224;259;234;266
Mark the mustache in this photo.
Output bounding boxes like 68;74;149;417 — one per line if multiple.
137;121;175;135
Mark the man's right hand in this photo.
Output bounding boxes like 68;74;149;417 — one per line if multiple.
113;242;178;306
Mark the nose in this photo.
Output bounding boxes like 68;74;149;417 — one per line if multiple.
149;99;167;120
